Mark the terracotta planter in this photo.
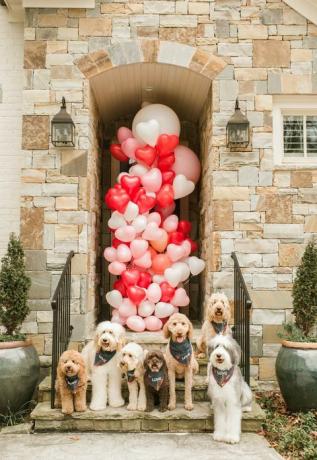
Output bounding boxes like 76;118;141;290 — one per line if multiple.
275;340;317;412
0;340;40;415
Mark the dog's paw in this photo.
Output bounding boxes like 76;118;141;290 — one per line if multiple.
197;353;206;359
184;403;194;411
168;403;176;411
225;435;240;444
110;398;125;408
62;408;74;415
137;404;146;412
127;404;137;411
90;403;106;411
213;432;226;442
242;405;252;413
159;406;168;413
75;405;87;412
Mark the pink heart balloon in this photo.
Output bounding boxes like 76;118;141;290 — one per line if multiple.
141;168;162;193
147;283;162;303
163;215;179;233
171;288;190;307
155;202;176;219
134;250;152;269
108;261;126;275
121;138;143;160
142;222;164;241
173;174;195;199
152;274;166;284
106;289;123;308
147;212;162;226
181;240;192;258
108;211;126;230
138;300;155;318
115;225;136;243
117;127;133;144
166;243;186;262
119;298;137;317
132;215;148;233
130;239;149;258
129;163;149;177
104;247;117;262
111;310;126;326
155;302;174;319
117;244;132;263
145;315;162;331
126;315;146;332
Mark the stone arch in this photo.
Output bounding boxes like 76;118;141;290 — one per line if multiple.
75;39;227;81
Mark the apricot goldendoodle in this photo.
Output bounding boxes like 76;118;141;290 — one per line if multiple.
55;350;87;415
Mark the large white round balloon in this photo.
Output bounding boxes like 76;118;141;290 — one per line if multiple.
132;104;181;146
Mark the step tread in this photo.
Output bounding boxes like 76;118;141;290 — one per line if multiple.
32;401;265;422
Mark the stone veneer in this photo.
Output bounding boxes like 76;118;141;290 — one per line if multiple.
20;0;317;387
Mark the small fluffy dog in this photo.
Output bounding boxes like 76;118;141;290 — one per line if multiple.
207;335;252;444
197;292;232;358
82;321;125;411
55;350;87;415
163;313;198;411
119;342;146;411
144;350;169;412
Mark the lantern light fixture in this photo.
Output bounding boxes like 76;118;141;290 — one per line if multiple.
226;98;250;149
51;97;75;147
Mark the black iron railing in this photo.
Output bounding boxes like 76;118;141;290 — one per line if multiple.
231;252;252;384
51;251;74;409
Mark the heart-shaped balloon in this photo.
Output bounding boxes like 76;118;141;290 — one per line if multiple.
130;239;149;259
108;211;126;230
129;163;149;177
121;175;141;197
121;138;142;160
141;168;162;193
114;279;127;296
160;281;175;302
163;214;179;233
150;229;168;253
134;250;152;269
105;187;130;214
152;274;166;284
155;302;174;319
147;212;161;226
115;225;136;243
173;174;195;199
157;134;179;157
186;256;206;275
126;315;146;332
137;272;152;289
173;262;191;281
164;266;183;288
119;298;137;317
112;237;129;249
152;254;172;274
181;240;192;258
123;201;139;222
136;191;156;214
157;153;175;171
127;285;146;305
135;145;157;166
156;184;174;208
178;220;192;236
122;268;140;287
142;222;164;241
186;238;198;253
117;127;133;144
135;119;160;147
138;300;155;317
110;143;129;162
144;315;162;331
169;231;185;245
147;283;162;303
108;261;126;276
117;244;132;263
104;247;117;262
155;202;176;219
106;289;123;308
171;288;190;307
161;170;176;185
131;215;147;233
166;243;186;262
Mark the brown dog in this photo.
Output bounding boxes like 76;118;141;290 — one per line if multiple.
55;350;87;415
163;313;198;411
144;350;169;412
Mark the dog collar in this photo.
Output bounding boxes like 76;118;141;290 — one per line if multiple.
169;338;192;366
65;375;79;393
146;369;164;391
94;349;116;366
127;369;136;383
211;321;227;335
212;366;234;387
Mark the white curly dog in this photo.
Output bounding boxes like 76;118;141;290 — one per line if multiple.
207;334;252;444
82;321;125;411
119;342;146;412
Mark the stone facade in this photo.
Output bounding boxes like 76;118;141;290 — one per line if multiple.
4;0;316;387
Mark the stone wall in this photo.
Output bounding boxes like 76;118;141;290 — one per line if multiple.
20;0;317;386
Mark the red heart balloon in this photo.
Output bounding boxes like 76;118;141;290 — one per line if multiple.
157;153;175;171
137;272;152;289
178;220;192;236
136;192;156;214
120;175;141;198
114;278;127;296
156;184;174;208
186;238;198;253
161;170;176;185
110;143;129;162
135;145;157;166
160;281;175;302
127;285;146;305
169;231;185;245
157;134;179;157
121;269;141;287
105;186;130;213
131;187;145;203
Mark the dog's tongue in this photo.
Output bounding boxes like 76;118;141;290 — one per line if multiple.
176;336;184;343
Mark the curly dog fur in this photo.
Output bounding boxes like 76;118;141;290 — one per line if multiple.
144;350;169;412
55;350;87;415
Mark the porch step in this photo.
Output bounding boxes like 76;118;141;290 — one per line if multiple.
31;401;265;433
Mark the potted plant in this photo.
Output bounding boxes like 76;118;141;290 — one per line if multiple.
0;234;40;415
275;239;317;412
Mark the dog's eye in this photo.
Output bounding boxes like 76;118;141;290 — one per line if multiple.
128;354;132;358
108;331;113;335
172;322;177;326
181;322;185;326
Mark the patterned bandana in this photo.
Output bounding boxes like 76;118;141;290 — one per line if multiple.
212;366;234;387
127;370;136;383
65;375;79;393
211;321;227;335
145;369;164;391
169;338;192;366
94;349;116;366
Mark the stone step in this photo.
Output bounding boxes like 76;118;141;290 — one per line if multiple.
31;401;264;433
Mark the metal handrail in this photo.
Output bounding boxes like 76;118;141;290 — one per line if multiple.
50;251;74;409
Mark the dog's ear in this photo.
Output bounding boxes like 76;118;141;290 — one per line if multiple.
94;328;101;352
117;335;126;352
186;318;194;340
231;338;241;365
77;355;87;383
162;320;171;339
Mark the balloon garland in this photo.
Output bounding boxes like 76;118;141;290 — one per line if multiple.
104;104;205;332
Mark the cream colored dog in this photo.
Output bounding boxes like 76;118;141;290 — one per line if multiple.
82;321;126;411
163;313;198;411
119;342;146;412
197;293;232;359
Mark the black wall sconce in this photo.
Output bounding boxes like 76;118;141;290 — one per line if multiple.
51;97;75;147
226;98;250;150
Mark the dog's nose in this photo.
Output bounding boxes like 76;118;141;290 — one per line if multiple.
216;354;222;359
120;361;125;366
66;365;71;371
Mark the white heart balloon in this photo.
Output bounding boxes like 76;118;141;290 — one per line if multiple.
152;274;165;284
124;201;139;222
108;211;126;230
115;225;136;243
155;302;174;319
106;290;123;308
142;222;164;241
147;283;162;304
138;300;155;318
129;163;149;177
130;239;149;258
173;262;191;282
173;174;195;199
132;215;147;233
135;119;160;147
164;266;183;288
186;256;206;275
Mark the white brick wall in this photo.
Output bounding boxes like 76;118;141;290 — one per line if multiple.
0;7;23;257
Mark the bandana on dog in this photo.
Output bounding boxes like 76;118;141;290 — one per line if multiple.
65;375;79;393
211;321;227;335
212;366;234;387
170;338;192;365
127;370;136;383
94;350;116;366
145;369;164;391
